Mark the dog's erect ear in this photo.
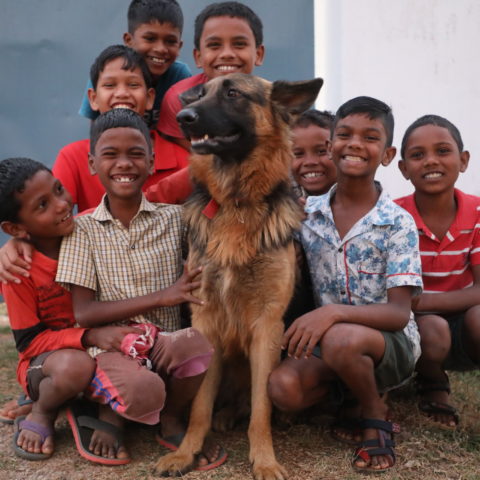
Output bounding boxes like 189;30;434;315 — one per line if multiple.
271;78;324;116
179;84;205;107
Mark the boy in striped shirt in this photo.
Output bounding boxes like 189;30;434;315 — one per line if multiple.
396;114;480;429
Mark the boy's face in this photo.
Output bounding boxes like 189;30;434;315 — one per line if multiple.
328;114;396;180
193;16;264;80
124;21;182;78
88;58;155;116
88;127;154;202
398;124;469;195
6;170;74;240
292;124;337;196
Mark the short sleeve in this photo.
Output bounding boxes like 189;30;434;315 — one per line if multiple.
78;78;98;120
386;211;423;295
56;220;98;291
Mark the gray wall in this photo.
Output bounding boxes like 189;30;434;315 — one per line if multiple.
0;0;314;249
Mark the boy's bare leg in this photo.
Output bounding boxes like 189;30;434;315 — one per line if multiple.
89;404;129;460
321;324;392;471
16;350;95;455
161;373;222;465
415;314;457;427
268;356;334;412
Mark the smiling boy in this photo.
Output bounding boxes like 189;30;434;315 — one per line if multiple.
55;109;224;469
54;44;189;212
79;0;191;127
157;1;265;150
268;97;423;473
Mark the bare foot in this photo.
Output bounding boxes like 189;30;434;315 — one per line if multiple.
15;412;55;456
0;396;33;423
89;405;129;460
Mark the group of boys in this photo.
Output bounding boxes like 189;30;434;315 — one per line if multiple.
0;0;479;476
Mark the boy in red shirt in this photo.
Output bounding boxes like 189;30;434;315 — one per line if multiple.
54;44;189;212
396;114;480;429
158;1;265;151
0;157;138;461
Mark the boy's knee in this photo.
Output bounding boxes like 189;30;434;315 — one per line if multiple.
117;372;166;425
418;315;450;348
49;350;95;389
152;328;213;378
268;367;302;411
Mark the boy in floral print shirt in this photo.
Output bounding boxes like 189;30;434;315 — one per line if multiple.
268;97;422;474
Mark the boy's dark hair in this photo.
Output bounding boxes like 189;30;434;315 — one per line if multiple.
333;96;395;147
0;157;50;223
292;109;334;131
194;1;263;49
90;108;152;155
400;114;464;159
127;0;183;33
90;44;153;90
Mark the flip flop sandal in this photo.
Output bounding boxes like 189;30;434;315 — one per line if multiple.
351;418;400;473
156;431;227;472
66;398;130;466
13;415;54;461
0;394;34;425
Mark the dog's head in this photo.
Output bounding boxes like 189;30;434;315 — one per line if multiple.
177;74;323;162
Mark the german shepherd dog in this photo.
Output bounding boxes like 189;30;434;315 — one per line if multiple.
155;73;322;479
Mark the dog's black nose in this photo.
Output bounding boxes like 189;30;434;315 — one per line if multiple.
177;108;199;125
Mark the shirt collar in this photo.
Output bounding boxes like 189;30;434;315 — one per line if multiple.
91;193;157;222
305;181;396;227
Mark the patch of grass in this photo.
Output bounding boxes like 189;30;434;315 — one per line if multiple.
0;301;479;480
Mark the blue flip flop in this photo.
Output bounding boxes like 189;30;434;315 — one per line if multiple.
13;415;54;461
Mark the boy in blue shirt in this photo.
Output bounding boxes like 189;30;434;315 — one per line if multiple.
79;0;191;127
268;97;423;473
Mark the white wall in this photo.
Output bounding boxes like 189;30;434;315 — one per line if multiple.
314;0;480;198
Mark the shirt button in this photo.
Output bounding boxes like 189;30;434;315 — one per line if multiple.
130;245;135;250
338;247;343;252
340;290;346;295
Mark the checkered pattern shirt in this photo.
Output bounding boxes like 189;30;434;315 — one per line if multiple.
56;195;185;334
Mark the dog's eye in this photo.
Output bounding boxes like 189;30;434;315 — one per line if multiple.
227;88;240;98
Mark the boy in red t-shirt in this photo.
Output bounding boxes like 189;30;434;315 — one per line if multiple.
53;44;190;213
0;157;138;461
396;114;480;429
158;1;265;151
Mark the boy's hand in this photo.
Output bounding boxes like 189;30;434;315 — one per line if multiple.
0;239;33;284
157;265;204;307
283;304;339;359
83;325;142;351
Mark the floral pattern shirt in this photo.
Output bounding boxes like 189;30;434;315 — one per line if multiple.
301;183;423;360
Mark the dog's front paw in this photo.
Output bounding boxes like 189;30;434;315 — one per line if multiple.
153;451;195;477
253;460;288;480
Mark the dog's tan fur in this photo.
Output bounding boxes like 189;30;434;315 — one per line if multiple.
154;74;322;480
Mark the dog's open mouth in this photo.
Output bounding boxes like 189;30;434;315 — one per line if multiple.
190;132;241;152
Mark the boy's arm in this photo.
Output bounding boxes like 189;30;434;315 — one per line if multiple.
3;279;86;359
70;265;204;328
157;84;185;139
284;285;413;359
414;264;480;313
145;167;193;204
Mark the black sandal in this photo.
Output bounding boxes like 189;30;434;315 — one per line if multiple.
416;374;459;429
352;418;399;473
